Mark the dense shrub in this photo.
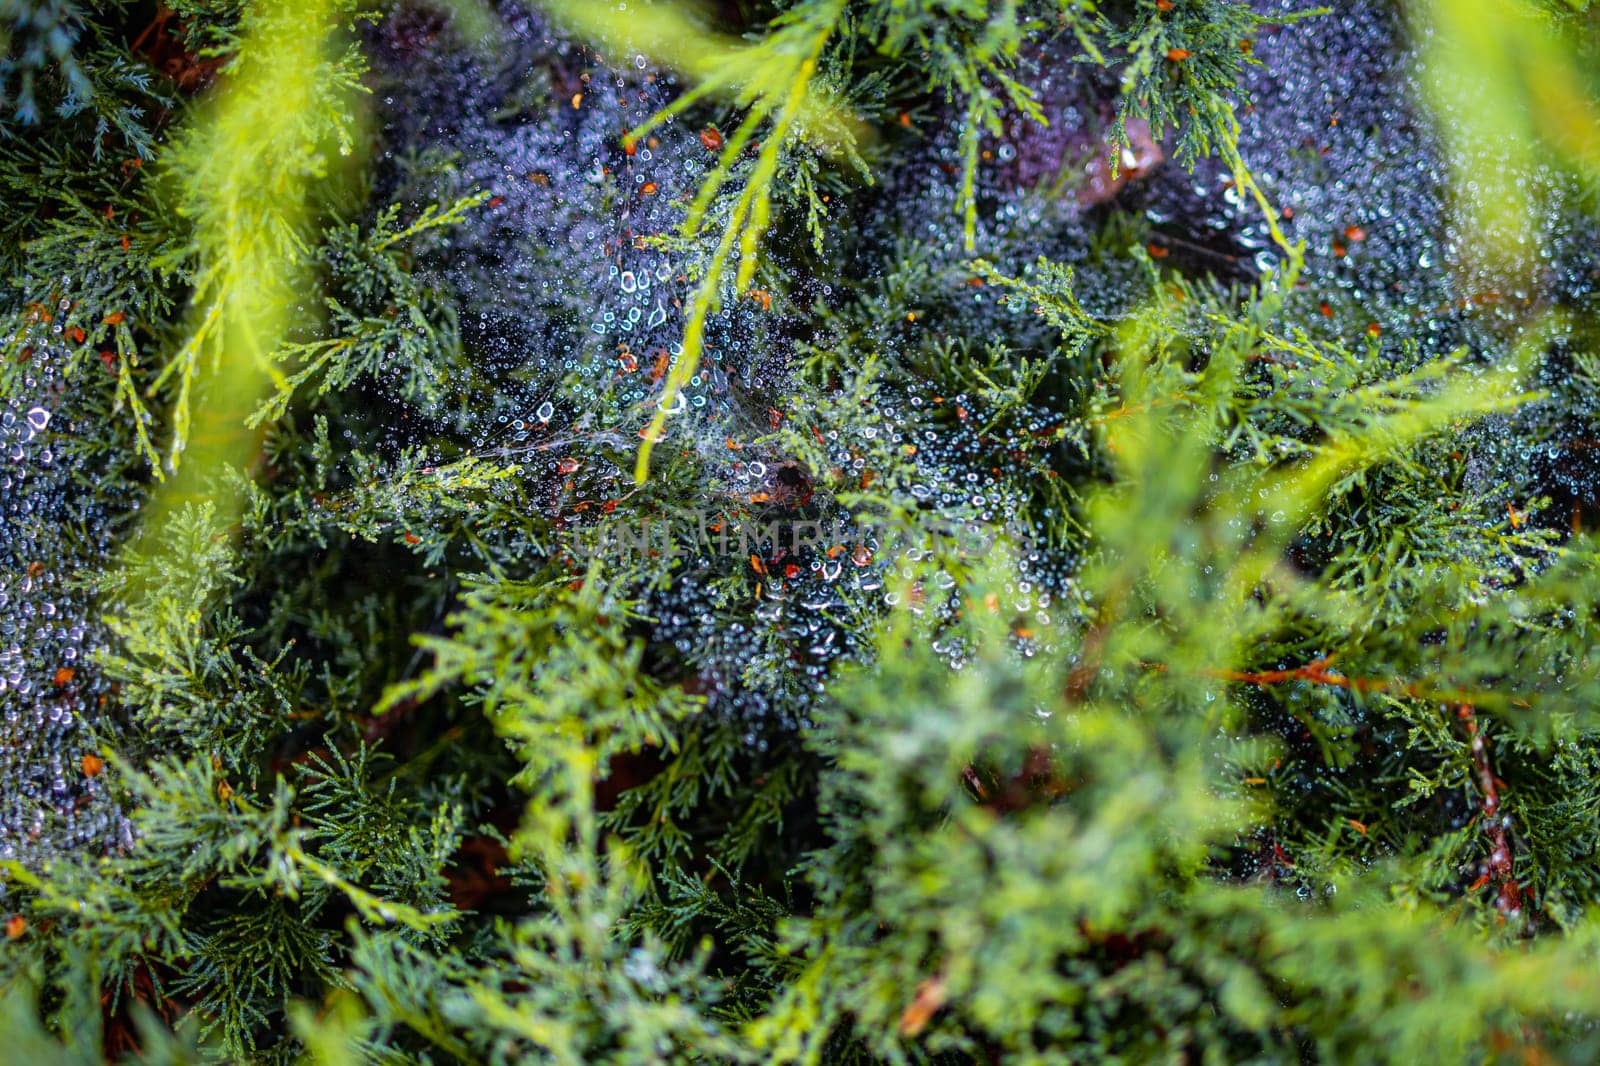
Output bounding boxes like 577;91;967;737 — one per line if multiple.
4;0;1600;1061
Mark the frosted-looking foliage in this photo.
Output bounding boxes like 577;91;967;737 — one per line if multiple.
7;0;1600;1059
354;0;1600;732
0;339;132;875
3;0;1598;844
366;7;879;725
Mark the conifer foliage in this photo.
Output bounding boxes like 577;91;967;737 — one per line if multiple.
4;0;1600;1062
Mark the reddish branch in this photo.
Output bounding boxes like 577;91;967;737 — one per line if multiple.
1211;656;1391;693
1142;655;1414;696
1163;659;1526;917
130;7;226;93
1457;704;1524;918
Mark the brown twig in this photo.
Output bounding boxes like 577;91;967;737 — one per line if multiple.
1457;704;1524;919
1142;655;1408;695
1210;655;1390;692
1148;659;1526;917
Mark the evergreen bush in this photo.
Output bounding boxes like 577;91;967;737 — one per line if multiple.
4;0;1600;1061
